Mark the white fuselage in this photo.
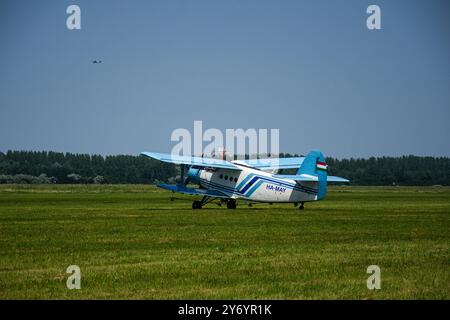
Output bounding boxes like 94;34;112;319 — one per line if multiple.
195;163;318;203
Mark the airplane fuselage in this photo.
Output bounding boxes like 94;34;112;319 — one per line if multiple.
189;163;319;203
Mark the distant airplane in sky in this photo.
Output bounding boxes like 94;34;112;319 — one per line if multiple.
142;149;349;209
92;60;102;64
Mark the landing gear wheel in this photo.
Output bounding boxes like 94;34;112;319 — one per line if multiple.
192;200;202;209
227;200;237;209
299;202;305;210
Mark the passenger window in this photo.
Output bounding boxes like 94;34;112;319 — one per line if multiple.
234;177;238;182
220;174;223;179
230;176;233;181
225;175;228;180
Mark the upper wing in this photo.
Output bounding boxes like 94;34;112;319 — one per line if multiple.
275;174;350;183
233;157;304;170
158;183;231;198
141;152;241;170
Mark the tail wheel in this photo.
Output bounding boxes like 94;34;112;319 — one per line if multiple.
192;200;202;209
299;202;305;210
227;199;237;209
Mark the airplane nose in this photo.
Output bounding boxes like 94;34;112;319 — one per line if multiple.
187;168;200;184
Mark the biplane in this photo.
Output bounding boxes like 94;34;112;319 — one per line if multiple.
141;149;349;209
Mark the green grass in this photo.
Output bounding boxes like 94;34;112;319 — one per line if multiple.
0;184;449;299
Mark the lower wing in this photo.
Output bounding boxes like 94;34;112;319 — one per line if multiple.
158;183;231;198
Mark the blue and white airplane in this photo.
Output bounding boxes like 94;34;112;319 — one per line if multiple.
141;150;349;209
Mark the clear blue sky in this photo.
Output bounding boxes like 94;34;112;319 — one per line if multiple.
1;0;449;158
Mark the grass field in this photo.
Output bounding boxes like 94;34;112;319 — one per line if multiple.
0;184;448;299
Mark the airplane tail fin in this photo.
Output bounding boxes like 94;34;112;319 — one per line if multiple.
296;150;327;200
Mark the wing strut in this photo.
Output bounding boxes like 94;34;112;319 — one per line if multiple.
179;164;186;186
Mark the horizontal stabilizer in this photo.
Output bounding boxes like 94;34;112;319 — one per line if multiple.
327;176;350;183
158;183;231;198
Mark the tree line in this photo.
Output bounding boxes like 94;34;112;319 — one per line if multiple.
0;151;176;184
0;150;449;186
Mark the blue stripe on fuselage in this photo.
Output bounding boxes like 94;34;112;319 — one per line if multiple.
235;173;255;190
239;176;259;194
200;173;317;196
